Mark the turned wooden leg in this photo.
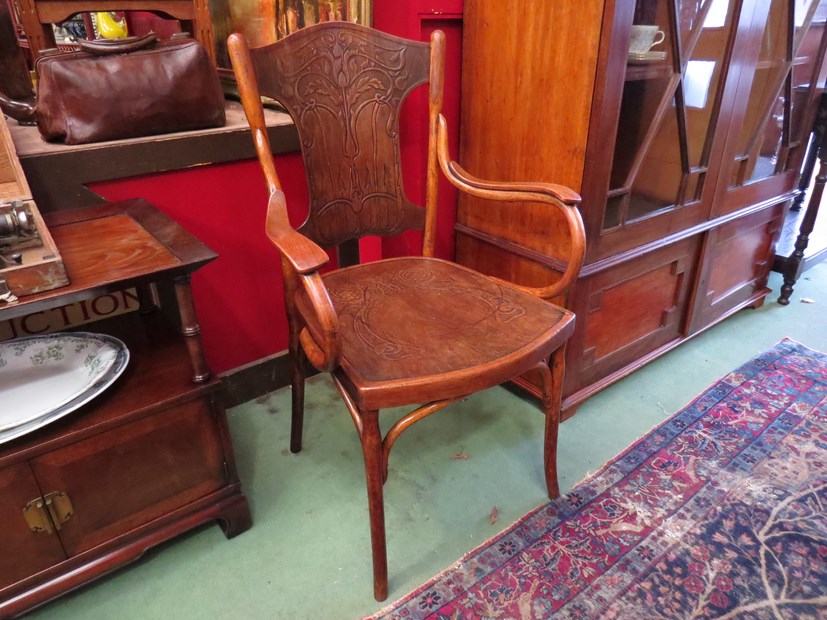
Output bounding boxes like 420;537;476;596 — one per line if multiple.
360;409;388;601
282;259;307;454
173;275;210;383
538;345;565;500
792;131;817;211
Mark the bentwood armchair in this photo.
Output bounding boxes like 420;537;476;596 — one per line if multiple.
228;22;586;601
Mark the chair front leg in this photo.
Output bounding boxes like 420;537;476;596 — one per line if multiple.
288;319;307;454
360;408;389;601
283;259;307;454
537;344;566;499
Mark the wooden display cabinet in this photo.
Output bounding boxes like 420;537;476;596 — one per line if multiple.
0;199;250;618
457;0;827;415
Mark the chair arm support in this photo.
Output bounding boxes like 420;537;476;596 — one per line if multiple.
297;272;342;372
265;190;341;371
436;114;586;299
265;190;330;274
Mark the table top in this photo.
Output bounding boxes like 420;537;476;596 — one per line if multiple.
0;198;217;321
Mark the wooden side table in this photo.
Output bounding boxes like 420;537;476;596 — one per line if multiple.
13;0;216;63
0;198;250;617
774;92;827;305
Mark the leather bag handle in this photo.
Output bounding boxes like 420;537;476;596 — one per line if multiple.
77;33;157;55
0;90;36;123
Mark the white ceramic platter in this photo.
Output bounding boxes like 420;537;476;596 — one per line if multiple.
0;333;129;443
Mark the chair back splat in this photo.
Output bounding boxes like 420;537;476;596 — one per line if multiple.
248;22;435;248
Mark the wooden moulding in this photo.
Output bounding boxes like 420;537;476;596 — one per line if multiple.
0;114;68;299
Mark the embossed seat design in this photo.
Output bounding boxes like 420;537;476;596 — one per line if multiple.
308;257;574;409
229;21;586;601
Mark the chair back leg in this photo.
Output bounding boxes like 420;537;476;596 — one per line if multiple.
360;408;389;601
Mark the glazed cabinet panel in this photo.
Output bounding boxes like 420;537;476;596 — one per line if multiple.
458;0;827;413
592;0;740;259
713;0;827;216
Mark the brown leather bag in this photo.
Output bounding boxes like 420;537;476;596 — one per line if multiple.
0;34;225;144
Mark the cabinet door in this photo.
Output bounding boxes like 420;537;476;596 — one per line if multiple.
713;0;827;216
564;235;701;398
0;463;66;590
589;0;742;259
29;398;227;556
689;203;784;332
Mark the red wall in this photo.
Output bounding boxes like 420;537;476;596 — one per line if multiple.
91;155;309;372
91;1;463;374
376;0;464;260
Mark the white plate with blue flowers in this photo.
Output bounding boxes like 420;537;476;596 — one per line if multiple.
0;333;129;443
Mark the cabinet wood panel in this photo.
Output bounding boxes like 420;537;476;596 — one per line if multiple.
29;397;226;556
458;0;604;261
456;231;564;294
0;464;66;590
565;236;700;395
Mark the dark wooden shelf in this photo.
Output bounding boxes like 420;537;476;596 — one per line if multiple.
624;62;673;81
7;101;299;212
0;199;216;321
0;310;218;467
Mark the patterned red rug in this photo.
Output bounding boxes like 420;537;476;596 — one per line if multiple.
370;339;827;619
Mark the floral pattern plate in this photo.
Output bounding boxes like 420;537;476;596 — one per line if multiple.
0;333;129;443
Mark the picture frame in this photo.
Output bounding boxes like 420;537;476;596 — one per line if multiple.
209;0;373;86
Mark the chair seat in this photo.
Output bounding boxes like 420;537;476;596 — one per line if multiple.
302;257;575;410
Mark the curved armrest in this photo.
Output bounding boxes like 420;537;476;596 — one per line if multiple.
264;190;341;371
265;190;330;274
436;114;586;299
446;160;582;206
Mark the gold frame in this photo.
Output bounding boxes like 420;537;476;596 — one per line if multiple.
209;0;373;74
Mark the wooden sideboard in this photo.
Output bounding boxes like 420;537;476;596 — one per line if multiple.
0;199;250;617
456;0;827;415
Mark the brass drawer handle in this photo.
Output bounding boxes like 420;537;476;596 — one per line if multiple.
23;491;74;534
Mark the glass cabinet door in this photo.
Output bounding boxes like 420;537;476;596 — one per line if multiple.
603;0;739;233
720;0;827;210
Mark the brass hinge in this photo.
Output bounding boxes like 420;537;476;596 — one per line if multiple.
0;277;17;304
44;491;74;530
22;491;74;534
23;497;54;535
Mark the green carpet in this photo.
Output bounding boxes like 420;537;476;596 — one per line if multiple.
26;265;827;620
